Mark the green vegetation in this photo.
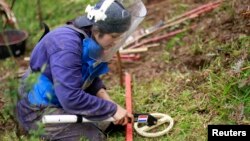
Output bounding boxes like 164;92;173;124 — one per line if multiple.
1;0;249;141
1;0;95;49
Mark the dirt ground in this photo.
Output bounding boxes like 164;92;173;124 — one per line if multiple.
104;0;250;87
1;0;248;87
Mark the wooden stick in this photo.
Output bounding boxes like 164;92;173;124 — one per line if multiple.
116;51;123;87
143;43;160;48
167;0;222;23
128;25;196;49
119;47;148;54
37;0;43;29
241;66;250;71
119;54;141;61
132;43;160;49
113;54;141;60
120;58;139;62
120;54;140;58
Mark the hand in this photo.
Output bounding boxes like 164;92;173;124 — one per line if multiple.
113;105;134;126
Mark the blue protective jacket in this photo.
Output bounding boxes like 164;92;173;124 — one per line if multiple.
28;38;109;107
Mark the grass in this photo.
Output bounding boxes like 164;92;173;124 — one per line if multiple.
108;49;250;141
109;2;250;139
1;0;250;140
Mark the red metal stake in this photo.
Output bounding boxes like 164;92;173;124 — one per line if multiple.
125;72;133;141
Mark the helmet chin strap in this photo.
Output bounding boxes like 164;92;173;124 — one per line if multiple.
85;0;115;22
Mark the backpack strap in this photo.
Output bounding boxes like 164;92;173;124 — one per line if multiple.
38;22;50;42
64;24;89;38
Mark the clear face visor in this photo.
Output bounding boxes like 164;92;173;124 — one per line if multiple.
86;0;147;62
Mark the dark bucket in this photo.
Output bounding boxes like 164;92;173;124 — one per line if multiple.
0;29;28;59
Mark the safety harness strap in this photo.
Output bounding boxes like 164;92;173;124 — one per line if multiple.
64;24;89;38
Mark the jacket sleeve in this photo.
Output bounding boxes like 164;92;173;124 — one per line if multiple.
49;49;117;121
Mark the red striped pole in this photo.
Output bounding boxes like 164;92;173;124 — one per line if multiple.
125;72;133;141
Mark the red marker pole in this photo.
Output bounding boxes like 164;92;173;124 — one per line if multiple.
125;72;133;141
